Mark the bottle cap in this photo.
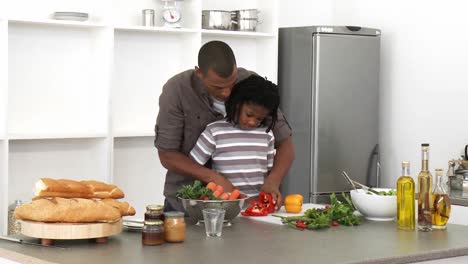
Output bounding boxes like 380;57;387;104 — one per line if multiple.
421;143;429;147
145;220;163;225
164;211;185;218
146;205;164;211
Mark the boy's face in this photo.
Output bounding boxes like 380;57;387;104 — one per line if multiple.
238;102;269;130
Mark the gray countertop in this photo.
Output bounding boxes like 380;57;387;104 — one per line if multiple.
2;217;468;264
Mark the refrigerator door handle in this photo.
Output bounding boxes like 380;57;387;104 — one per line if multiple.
377;160;381;187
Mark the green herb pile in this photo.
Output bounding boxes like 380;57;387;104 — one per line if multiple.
176;180;217;200
274;193;361;230
367;189;396;196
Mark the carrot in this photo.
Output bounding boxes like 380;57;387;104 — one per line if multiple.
213;190;222;198
220;192;230;200
228;189;240;200
215;185;224;194
207;182;217;192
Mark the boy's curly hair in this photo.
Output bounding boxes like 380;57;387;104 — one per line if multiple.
225;75;280;132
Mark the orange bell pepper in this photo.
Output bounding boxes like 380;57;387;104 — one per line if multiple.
285;194;304;213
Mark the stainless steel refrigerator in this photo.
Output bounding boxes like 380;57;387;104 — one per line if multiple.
278;26;381;203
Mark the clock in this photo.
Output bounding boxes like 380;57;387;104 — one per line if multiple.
161;0;182;28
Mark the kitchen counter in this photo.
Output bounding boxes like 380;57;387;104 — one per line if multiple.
2;216;468;264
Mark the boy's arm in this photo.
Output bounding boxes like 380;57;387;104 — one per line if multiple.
261;136;295;210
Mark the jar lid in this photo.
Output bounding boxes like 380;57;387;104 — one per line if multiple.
164;211;185;218
145;220;163;225
146;204;164;211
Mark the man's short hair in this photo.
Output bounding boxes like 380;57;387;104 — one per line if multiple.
198;41;237;78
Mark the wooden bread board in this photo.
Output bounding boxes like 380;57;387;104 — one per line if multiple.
20;219;122;240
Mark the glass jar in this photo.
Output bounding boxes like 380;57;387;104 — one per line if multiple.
8;200;22;235
145;205;164;222
164;211;186;243
142;220;164;246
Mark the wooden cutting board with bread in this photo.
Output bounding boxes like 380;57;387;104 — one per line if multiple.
15;178;136;245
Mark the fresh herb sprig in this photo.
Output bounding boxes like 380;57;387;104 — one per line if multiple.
176;180;217;200
274;193;361;230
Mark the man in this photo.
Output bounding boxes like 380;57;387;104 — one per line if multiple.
154;40;294;212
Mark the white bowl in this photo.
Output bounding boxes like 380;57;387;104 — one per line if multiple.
350;188;396;221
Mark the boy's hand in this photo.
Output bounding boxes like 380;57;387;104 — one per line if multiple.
260;181;282;211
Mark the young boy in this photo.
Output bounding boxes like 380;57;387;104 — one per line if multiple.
190;75;280;197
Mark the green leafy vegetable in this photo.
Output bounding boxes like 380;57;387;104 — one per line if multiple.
367;189;396;196
273;192;361;230
176;180;217;200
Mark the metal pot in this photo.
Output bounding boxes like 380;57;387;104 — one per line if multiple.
232;9;260;31
202;10;235;30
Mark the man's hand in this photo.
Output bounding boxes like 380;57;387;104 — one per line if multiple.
212;173;235;193
260;179;282;211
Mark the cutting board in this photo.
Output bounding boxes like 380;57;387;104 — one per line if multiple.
241;203;325;225
20;219;122;244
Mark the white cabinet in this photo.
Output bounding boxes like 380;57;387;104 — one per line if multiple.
1;0;279;234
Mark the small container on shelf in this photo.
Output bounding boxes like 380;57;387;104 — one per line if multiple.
8;200;23;235
142;220;164;246
145;204;164;221
164;211;186;242
142;9;155;26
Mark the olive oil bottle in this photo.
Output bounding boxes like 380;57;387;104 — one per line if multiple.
417;143;433;232
397;161;415;230
432;168;451;229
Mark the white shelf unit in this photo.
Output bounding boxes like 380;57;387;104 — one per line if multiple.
2;0;279;229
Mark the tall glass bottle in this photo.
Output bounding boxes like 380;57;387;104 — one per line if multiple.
417;143;433;231
432;168;451;229
397;161;415;230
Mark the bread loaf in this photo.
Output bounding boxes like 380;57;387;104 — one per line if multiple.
15;198;121;223
102;198;136;216
34;178;124;199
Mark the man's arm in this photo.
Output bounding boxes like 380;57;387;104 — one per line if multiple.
158;151;235;191
260;136;295;209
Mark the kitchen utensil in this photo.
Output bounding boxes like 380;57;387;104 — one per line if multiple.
350;188;397;221
20;219;122;243
342;171;379;195
52;12;89;21
202;10;235;30
341;171;358;191
350;180;381;195
0;236;65;249
178;196;247;226
232;9;260;31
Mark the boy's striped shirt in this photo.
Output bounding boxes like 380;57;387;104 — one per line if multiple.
190;120;275;197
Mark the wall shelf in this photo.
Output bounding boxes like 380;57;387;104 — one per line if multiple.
8;18;107;28
1;0;279;231
114;26;199;34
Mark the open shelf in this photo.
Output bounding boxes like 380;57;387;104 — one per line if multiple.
112;30;199;135
0;140;7;235
1;0;279;234
201;29;275;38
7;22;110;137
8;133;108;140
0;20;6;140
8;18;106;29
114;25;199;34
113;137;166;219
8;138;111;204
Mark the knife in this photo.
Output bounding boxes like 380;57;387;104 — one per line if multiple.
0;236;66;249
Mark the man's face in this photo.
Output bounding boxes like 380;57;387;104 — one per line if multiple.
196;67;238;101
238;103;269;130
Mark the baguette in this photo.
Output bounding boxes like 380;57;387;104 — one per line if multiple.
101;198;136;216
34;178;124;199
15;198;121;223
81;180;124;199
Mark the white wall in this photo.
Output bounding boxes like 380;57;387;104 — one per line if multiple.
279;0;468;187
